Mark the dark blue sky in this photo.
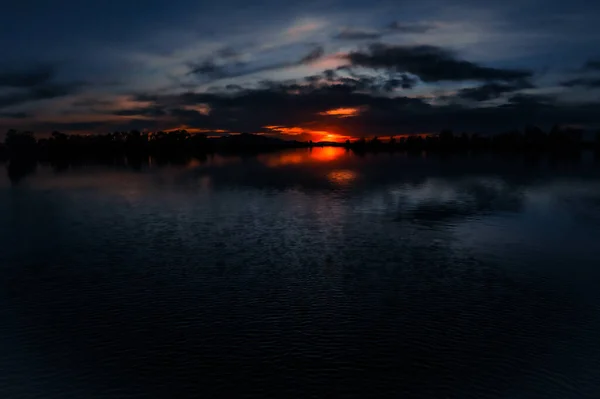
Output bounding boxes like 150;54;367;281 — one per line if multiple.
1;0;600;140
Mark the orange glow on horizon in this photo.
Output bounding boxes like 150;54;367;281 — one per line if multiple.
165;126;229;134
182;104;211;115
264;125;354;143
264;125;330;137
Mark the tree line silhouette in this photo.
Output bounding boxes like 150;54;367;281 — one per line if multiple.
345;126;600;154
1;126;599;165
0;129;310;163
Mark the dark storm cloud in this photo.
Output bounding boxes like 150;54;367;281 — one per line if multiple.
346;44;533;82
4;0;600;137
333;29;382;40
0;65;86;110
121;80;427;133
332;22;434;42
560;77;600;88
0;111;29;119
455;81;535;101
22;117;172;134
327;69;419;92
298;46;325;64
216;46;242;59
505;93;555;107
225;84;244;91
386;22;435;34
0;83;84;109
72;98;114;108
188;45;325;81
382;75;419;91
0;66;54;88
113;106;167;117
323;69;337;81
110;77;600;137
582;59;600;71
188;60;224;79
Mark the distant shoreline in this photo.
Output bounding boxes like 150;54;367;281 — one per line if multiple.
1;127;599;164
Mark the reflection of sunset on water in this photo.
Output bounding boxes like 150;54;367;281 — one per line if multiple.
260;147;348;167
261;152;306;167
310;147;346;162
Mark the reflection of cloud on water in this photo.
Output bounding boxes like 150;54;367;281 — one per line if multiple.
351;176;523;224
3;152;600;398
453;179;600;263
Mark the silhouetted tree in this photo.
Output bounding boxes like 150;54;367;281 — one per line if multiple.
5;129;37;159
7;159;36;184
439;129;454;142
2;125;597;165
370;136;381;146
0;142;6;161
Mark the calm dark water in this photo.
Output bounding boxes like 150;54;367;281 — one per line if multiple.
2;148;600;398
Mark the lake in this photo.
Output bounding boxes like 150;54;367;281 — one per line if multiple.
1;147;600;398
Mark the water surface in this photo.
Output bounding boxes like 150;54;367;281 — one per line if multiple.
1;148;600;398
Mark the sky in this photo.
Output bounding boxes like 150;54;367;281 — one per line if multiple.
1;0;600;141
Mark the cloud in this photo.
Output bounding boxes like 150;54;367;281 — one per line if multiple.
346;43;533;82
333;28;382;41
386;21;435;34
455;81;535;101
285;20;324;39
298;46;325;64
561;77;600;88
187;45;325;81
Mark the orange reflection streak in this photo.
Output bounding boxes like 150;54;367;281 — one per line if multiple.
262;152;306;167
260;147;347;167
310;146;346;162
